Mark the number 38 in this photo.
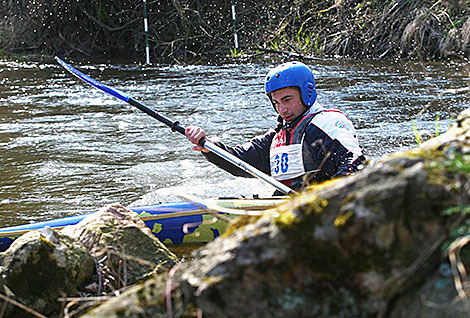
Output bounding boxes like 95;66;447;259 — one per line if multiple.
273;153;289;174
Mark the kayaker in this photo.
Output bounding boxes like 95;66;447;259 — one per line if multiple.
185;61;366;194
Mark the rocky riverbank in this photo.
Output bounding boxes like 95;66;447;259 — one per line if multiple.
1;108;470;317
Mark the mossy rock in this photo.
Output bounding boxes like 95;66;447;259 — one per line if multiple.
0;226;94;317
61;203;179;291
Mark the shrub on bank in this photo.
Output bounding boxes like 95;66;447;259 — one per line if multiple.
0;1;468;62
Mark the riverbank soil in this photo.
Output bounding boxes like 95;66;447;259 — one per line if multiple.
1;0;469;62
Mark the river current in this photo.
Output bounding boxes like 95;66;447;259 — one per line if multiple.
0;58;468;227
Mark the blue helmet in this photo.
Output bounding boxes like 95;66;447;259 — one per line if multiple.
264;61;317;108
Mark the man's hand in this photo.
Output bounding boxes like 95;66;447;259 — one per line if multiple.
185;126;210;152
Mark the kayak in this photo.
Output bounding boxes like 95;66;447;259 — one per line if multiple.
0;197;286;252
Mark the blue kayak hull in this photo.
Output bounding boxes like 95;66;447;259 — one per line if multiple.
0;198;285;252
0;201;231;252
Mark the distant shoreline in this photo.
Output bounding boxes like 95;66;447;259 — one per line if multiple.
1;1;469;63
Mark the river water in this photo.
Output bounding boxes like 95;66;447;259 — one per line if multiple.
0;58;468;227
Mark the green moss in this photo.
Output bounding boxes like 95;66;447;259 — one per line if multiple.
341;193;357;206
424;161;451;187
442;206;470;216
274;211;297;228
203;275;224;285
222;215;263;238
392;146;444;162
334;211;354;227
443;152;470;174
274;193;328;229
40;236;56;248
425;150;470;188
441;207;470;252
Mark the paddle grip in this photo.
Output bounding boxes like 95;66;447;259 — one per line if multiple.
198;138;207;147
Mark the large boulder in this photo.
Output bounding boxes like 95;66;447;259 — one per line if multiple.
0;226;94;317
178;110;470;317
81;109;470;317
61;203;179;293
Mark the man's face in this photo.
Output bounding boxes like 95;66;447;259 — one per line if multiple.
271;86;307;123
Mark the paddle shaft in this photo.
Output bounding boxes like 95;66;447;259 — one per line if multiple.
55;57;296;195
128;98;295;195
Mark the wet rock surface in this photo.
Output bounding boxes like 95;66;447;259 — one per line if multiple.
62;204;179;292
0;226;94;317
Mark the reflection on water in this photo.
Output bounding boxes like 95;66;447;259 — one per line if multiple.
0;59;468;226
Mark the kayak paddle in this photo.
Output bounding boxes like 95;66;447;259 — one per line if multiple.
55;57;296;195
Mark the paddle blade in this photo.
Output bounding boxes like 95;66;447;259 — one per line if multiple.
55;56;130;103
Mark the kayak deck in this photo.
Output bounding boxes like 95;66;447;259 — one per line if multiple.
0;197;286;252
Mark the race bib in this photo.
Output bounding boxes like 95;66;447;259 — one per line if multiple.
270;144;305;181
